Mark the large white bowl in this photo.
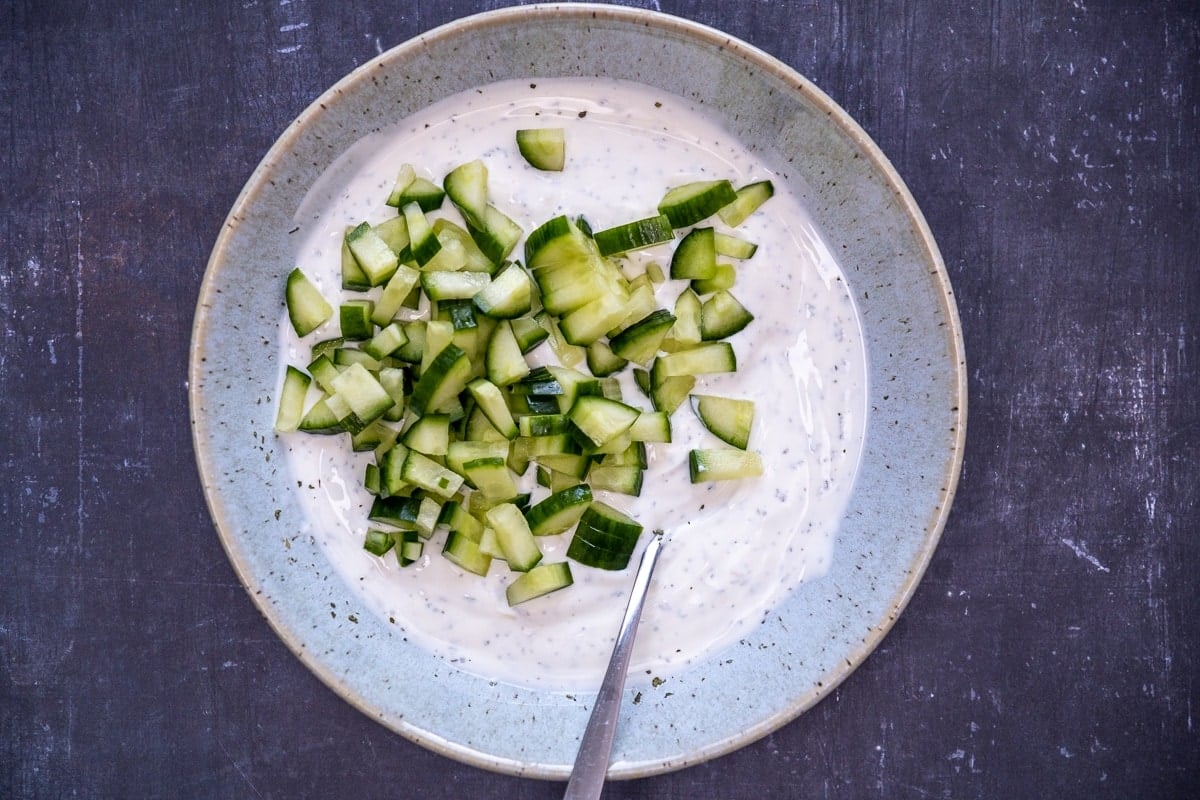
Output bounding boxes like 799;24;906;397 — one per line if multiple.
190;3;966;779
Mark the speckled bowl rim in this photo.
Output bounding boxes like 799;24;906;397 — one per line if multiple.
190;2;966;780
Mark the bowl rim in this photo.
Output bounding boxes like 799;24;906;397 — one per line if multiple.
190;1;967;779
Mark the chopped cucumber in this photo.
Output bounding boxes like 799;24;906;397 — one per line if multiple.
690;394;755;449
524;484;592;536
443;159;489;227
609;309;676;367
567;502;643;571
278;148;772;603
593;214;673;256
700;290;754;339
669;227;716;280
275;366;311;432
516;128;566;171
485;502;543;571
717;180;775;227
473;263;533;319
346;221;399;286
688;448;764;482
505;562;573;606
658;179;738;228
285;268;333;336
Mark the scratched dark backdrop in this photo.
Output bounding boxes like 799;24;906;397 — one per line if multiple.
2;0;1197;797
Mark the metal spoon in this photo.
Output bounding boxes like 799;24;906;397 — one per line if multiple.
563;531;665;800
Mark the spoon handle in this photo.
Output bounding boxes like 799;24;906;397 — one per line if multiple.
563;533;665;800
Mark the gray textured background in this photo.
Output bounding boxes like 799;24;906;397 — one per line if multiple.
3;1;1197;797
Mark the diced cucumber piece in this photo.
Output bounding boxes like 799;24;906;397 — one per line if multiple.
587;464;643;496
558;292;629;346
657;179;737;228
350;419;394;452
485;502;543;571
518;414;570;437
463;457;519;501
700;290;755;340
370;264;421;327
568;395;641;449
484;320;531;386
443;159;489;227
649;358;695;415
377;444;409;496
421;270;492;301
593;213;673;256
362;528;395;557
516;128;566;172
402;413;450;455
275;366;311;432
609;309;676;367
362;322;408;360
655;342;736;377
669;227;717;280
691;263;737;296
524;484;593;536
339;299;374;340
510;315;549;354
401;449;465;500
690;394;755;449
402;202;442;266
297;397;342;434
467;378;518;440
525;214;581;266
346;221;400;286
473;263;533;319
383;164;415;207
717;180;775;227
585;340;628;378
329;363;394;425
285;268;333;336
409;343;471;415
396;530;425;565
432;218;496;274
566;501;643;570
688;448;764;482
332;347;380;372
537;453;592;479
714;231;758;260
477;526;507;559
442;531;492;576
368;494;421;529
464;204;522;266
627;410;671;443
505;561;573;606
600;440;647;468
447;439;510;479
438;499;485;541
389;175;446;213
671;287;703;348
339;226;372;291
391;321;425;364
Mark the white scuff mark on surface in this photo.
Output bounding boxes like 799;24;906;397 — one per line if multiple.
277;44;302;54
1060;538;1110;573
280;22;308;32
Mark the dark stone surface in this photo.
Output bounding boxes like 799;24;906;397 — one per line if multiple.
3;1;1197;797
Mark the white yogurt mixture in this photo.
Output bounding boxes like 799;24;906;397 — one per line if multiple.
279;78;867;690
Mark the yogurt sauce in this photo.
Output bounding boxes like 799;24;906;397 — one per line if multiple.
279;78;867;690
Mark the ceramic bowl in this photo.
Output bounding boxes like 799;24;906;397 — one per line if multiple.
190;3;966;778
